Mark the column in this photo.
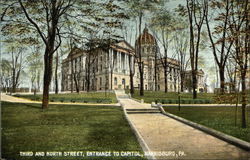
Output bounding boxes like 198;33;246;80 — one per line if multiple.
124;53;126;73
116;51;118;72
110;49;113;71
119;52;122;72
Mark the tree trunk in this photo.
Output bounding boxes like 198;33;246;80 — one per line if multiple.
37;70;40;92
73;74;79;93
138;12;144;96
42;49;53;109
129;55;134;95
192;70;197;99
180;72;184;92
55;51;59;94
241;71;247;128
12;68;16;93
70;57;74;93
139;63;144;96
164;68;168;93
219;67;225;94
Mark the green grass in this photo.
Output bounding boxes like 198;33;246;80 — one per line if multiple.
128;90;215;104
2;102;146;160
14;92;117;104
163;106;250;142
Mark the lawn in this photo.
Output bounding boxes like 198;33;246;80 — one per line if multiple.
2;102;146;160
163;106;250;142
14;92;117;104
128;90;215;104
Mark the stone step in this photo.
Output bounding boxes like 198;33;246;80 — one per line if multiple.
117;95;130;99
126;108;161;114
126;108;160;111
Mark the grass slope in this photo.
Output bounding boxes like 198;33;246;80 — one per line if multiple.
164;106;250;142
2;102;145;160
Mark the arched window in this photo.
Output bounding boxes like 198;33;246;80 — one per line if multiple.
122;78;125;85
114;77;117;85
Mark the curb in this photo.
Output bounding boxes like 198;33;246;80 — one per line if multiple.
159;106;250;151
120;102;156;160
162;104;250;107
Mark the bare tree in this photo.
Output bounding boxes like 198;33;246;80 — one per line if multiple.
227;0;249;128
173;28;190;92
10;47;25;94
150;9;180;93
1;59;12;93
27;45;43;95
128;0;162;96
205;0;233;94
185;0;206;99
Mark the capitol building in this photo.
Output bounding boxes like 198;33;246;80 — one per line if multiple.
61;27;205;92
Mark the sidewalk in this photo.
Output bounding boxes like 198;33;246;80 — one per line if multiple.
118;97;250;159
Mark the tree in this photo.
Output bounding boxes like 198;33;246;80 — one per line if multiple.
173;26;190;92
177;0;206;98
1;59;12;92
227;0;249;128
127;0;162;96
1;0;128;108
205;0;233;94
150;9;177;93
9;46;25;94
27;45;43;95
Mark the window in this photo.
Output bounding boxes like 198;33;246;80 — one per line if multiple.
122;78;125;85
114;77;117;85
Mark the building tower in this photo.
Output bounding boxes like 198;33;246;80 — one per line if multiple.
135;26;159;90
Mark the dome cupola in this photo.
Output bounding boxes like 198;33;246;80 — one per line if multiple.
135;26;157;45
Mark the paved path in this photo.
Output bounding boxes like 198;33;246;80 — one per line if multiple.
0;93;119;106
116;92;250;159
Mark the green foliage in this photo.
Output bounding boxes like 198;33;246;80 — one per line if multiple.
14;92;118;104
156;98;212;104
129;90;215;104
214;93;250;104
2;102;146;160
164;106;250;142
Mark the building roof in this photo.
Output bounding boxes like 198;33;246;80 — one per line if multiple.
135;26;157;45
185;69;205;75
111;40;135;55
157;57;180;66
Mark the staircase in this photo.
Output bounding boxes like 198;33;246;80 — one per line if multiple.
126;108;161;114
115;90;130;99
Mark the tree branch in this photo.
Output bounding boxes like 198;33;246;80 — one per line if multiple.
18;0;47;45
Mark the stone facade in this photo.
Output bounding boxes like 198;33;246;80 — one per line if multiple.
61;27;205;92
183;69;206;93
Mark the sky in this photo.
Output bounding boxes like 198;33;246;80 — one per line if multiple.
122;0;218;91
0;0;219;92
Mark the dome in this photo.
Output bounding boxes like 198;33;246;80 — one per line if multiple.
135;27;157;45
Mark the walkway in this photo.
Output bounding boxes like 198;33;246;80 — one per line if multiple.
116;91;250;160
